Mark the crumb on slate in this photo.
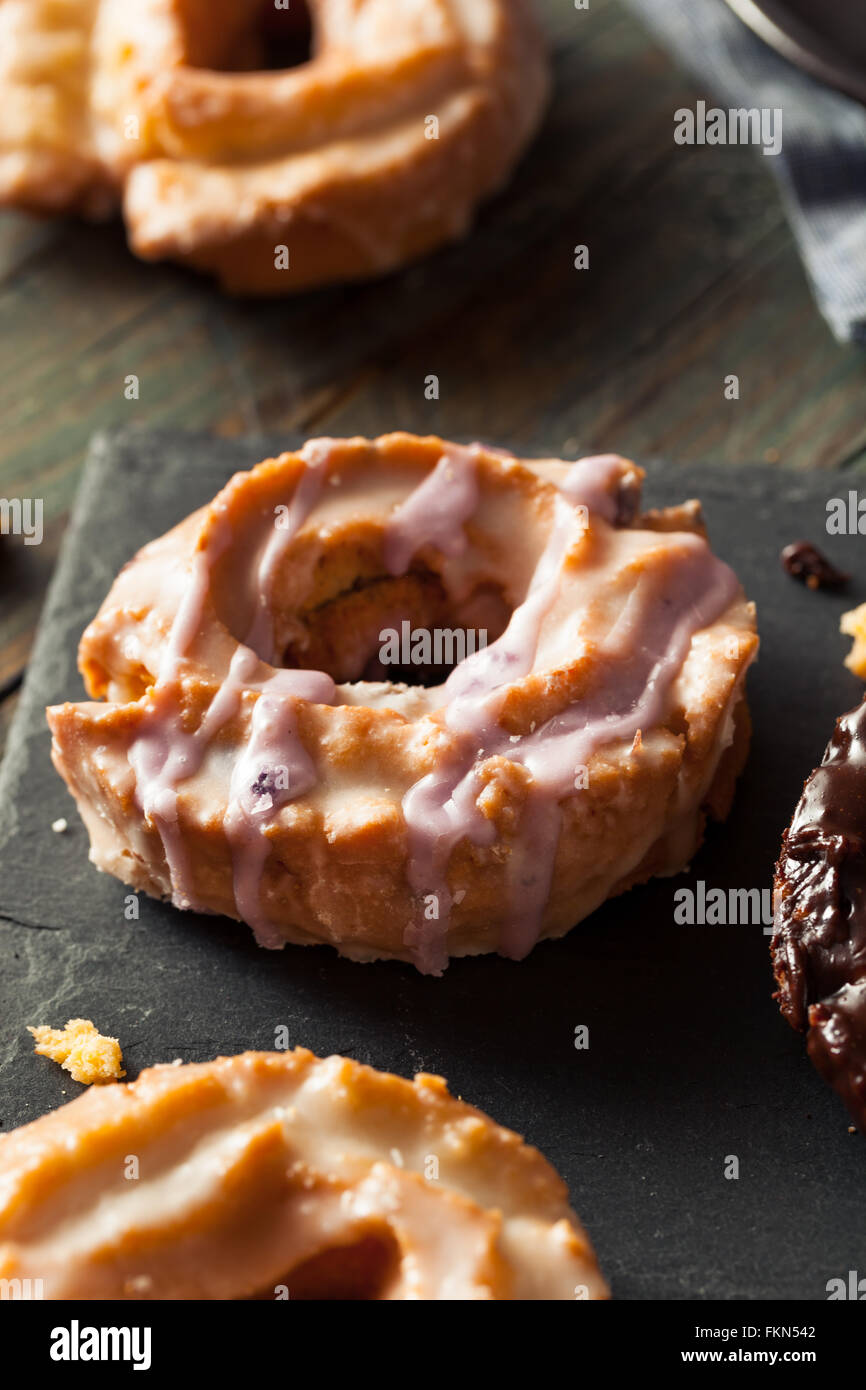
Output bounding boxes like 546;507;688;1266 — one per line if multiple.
28;1018;125;1085
842;602;866;679
51;818;68;833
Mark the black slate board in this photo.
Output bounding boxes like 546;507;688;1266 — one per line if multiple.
2;432;865;1302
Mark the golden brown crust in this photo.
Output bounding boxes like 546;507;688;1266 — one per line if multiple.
0;1048;608;1300
0;0;550;292
47;433;758;971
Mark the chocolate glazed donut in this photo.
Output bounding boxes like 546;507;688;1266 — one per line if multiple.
772;698;866;1130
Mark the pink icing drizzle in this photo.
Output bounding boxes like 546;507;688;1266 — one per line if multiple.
128;516;238;908
383;444;480;576
128;446;332;914
127;442;740;975
558;454;628;523
246;441;329;662
223;666;334;947
389;483;739;973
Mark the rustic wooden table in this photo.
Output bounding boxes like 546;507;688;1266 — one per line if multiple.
2;0;865;758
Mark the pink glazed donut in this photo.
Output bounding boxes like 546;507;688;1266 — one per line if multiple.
48;433;758;973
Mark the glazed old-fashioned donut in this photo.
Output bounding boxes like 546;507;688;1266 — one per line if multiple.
0;1048;608;1300
0;0;549;292
48;433;758;973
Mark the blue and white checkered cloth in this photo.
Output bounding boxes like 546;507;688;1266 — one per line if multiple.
623;0;866;344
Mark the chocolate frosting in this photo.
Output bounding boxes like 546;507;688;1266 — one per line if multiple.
772;697;866;1128
808;982;866;1129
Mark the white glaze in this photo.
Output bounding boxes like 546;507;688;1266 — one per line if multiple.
0;1051;607;1300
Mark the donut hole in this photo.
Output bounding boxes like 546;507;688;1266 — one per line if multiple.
281;566;513;688
256;1;314;71
179;0;313;74
206;466;535;691
276;1229;400;1300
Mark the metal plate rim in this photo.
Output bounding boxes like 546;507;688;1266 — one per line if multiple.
723;0;866;106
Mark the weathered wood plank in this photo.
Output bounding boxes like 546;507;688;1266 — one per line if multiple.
2;0;866;760
0;692;19;766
